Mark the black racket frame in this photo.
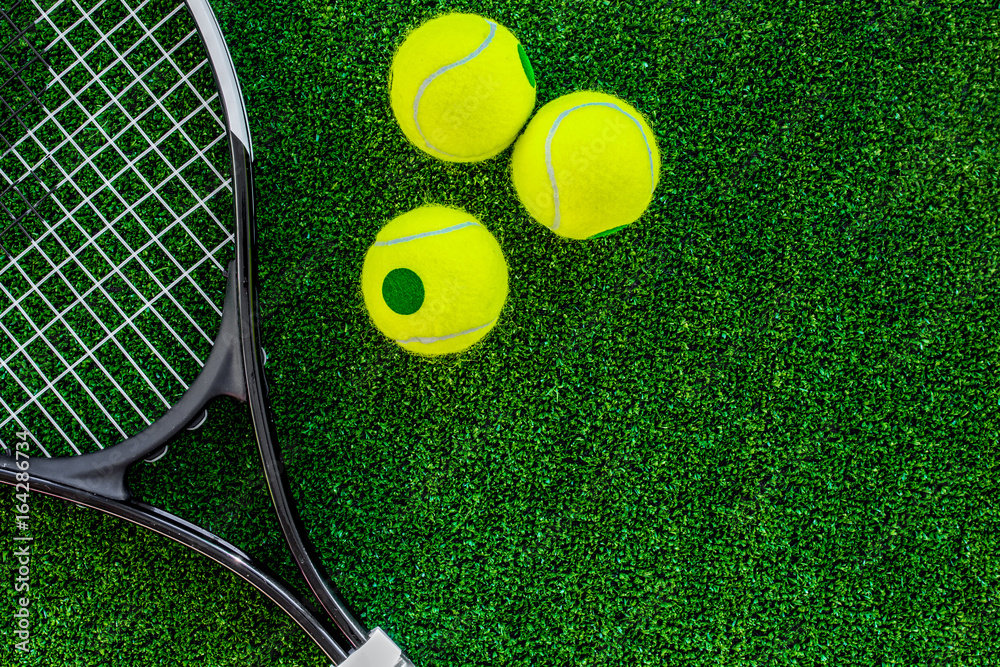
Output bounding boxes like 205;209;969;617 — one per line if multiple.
0;1;407;664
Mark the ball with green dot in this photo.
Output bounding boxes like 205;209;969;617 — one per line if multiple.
360;205;509;356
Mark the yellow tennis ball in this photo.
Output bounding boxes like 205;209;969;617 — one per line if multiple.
511;91;661;240
361;205;509;356
389;13;537;162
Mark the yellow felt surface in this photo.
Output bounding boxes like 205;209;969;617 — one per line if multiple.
389;13;536;162
511;91;661;239
361;205;509;356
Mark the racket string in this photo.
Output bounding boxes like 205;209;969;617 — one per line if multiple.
0;0;235;456
0;3;54;260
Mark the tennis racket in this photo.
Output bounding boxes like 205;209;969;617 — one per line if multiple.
0;1;412;664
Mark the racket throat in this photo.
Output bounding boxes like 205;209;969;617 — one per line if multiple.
5;266;249;501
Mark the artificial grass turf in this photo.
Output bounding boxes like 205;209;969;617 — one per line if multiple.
3;0;999;665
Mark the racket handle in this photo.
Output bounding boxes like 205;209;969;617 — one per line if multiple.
339;627;415;667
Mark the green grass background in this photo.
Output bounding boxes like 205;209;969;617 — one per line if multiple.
3;0;1000;665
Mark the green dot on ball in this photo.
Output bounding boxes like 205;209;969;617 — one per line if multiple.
382;268;424;315
518;44;535;88
589;225;629;239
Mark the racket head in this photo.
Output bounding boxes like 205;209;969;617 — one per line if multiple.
0;0;256;497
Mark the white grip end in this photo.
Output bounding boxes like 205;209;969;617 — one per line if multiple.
340;628;412;667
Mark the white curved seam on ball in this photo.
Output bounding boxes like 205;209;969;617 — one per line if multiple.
412;18;498;158
374;220;479;247
545;102;657;231
395;319;497;345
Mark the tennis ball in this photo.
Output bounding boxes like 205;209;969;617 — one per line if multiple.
361;205;509;356
511;91;660;240
389;13;537;162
